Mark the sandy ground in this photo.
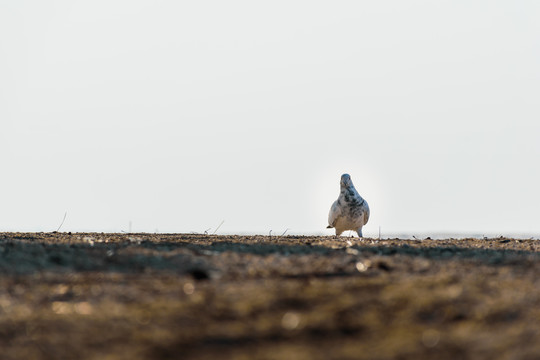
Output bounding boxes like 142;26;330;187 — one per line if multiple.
0;232;539;359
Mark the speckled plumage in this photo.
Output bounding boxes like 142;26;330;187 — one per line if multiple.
327;174;370;237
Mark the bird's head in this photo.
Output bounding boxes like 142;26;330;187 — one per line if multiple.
340;173;353;188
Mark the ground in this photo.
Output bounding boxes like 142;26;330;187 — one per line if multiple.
0;232;539;359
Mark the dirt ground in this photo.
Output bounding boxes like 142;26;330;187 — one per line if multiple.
0;232;539;360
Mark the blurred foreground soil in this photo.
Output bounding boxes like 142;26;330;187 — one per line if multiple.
1;232;540;359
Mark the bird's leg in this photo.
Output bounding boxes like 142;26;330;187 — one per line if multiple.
335;229;343;236
356;227;363;238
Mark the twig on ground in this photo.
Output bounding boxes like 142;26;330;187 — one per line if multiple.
56;212;67;232
212;220;225;235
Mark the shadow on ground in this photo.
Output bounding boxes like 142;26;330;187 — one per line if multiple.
0;233;538;275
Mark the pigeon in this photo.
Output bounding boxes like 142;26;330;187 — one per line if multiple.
327;173;370;237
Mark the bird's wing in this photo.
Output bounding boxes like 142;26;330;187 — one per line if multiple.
363;203;370;225
328;200;341;227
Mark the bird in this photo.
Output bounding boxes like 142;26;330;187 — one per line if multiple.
327;173;370;237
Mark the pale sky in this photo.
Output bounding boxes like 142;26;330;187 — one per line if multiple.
1;1;539;237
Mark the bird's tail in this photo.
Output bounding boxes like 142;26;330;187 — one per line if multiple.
326;225;333;229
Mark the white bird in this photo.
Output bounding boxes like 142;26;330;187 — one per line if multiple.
327;173;370;237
